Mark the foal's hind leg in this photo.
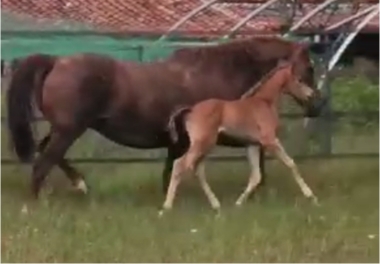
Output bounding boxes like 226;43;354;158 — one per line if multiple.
270;138;319;205
162;143;188;193
235;145;262;206
160;145;216;213
195;161;221;211
32;129;83;198
38;134;87;193
160;156;187;213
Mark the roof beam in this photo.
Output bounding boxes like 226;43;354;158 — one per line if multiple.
157;0;220;42
284;0;340;36
222;0;280;39
325;4;378;32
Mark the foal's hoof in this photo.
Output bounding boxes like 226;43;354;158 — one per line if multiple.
158;210;165;218
310;196;320;206
212;207;222;218
158;208;170;218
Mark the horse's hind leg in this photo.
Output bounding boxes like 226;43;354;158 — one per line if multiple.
37;134;87;193
235;145;262;206
270;138;319;205
32;129;83;198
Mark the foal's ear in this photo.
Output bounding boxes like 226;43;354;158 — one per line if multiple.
296;41;311;52
277;59;288;67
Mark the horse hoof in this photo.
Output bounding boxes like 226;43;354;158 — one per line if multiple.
21;204;28;215
74;179;88;194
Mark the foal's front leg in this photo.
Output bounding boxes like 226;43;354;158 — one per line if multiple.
235;145;262;206
159;157;221;215
269;138;319;205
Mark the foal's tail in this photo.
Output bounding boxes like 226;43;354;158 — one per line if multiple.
7;54;57;162
167;107;192;143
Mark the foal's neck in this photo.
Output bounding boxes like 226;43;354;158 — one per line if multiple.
248;69;288;104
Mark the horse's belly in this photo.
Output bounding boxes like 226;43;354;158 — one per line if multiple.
91;120;166;149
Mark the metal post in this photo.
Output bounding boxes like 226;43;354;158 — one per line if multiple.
222;0;280;39
137;45;144;62
315;6;379;155
321;67;333;156
328;7;379;71
316;3;378;90
156;0;220;42
317;30;348;90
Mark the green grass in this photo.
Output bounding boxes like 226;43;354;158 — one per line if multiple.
2;158;379;262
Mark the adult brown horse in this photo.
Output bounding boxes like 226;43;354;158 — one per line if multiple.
6;36;325;198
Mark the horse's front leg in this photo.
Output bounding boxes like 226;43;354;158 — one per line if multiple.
266;138;319;205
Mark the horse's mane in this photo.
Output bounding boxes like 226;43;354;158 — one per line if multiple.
169;36;298;66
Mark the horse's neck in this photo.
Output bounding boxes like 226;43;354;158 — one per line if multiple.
249;72;286;104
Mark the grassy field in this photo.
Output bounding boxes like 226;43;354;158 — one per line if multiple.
1;157;378;262
1;77;378;262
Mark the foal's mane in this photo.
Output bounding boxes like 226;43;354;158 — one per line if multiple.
240;43;307;99
240;62;290;99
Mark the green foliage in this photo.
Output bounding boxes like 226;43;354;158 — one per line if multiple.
332;76;379;112
330;76;379;132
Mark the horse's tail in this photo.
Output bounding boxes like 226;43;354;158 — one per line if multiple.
167;107;192;143
7;54;57;162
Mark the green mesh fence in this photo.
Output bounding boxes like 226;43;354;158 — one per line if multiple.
2;35;178;62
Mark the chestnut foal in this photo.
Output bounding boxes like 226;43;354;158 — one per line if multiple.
162;61;319;214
